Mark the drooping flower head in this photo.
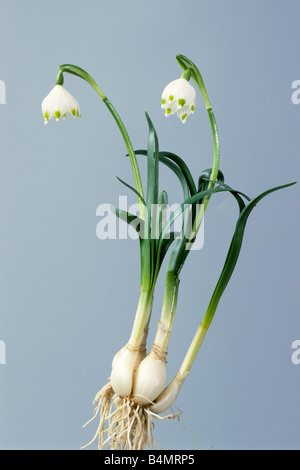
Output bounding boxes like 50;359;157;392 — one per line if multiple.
42;84;81;125
161;78;196;124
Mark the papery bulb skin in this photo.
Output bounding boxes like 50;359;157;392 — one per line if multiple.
133;346;167;405
149;372;183;414
110;344;146;397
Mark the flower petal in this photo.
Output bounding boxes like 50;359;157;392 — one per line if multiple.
161;78;196;123
42;85;80;123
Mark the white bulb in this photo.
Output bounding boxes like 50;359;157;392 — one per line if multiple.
110;344;145;397
149;373;183;414
133;350;167;405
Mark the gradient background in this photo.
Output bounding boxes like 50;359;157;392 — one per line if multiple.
0;0;299;450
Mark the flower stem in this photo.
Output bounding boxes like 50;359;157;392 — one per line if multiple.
176;55;220;235
190;109;220;241
177;323;208;382
151;57;221;379
58;64;145;220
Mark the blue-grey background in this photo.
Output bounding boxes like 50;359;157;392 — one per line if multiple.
0;0;299;450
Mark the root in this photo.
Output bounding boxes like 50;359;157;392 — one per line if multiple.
81;380;180;450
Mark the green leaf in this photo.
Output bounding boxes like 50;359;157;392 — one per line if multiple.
202;181;297;330
155;186;231;279
143;112;160;290
159;151;197;196
200;173;251;213
152;190;169;243
134;149;191;203
145;113;159;208
158;190;169;229
116;176;146;206
111;205;144;234
159;186;237;248
157;231;181;269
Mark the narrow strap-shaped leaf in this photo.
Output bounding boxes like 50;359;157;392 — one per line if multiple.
116;176;146;206
159;151;197;196
158;190;169;233
201;176;251;213
145;113;159;208
142;113;160;290
201;176;251;201
154;183;274;281
151;190;170;244
134;149;191;202
134;149;195;232
156;231;182;272
154;186;229;279
198;168;225;191
158;186;246;247
202;182;296;330
111;206;144;234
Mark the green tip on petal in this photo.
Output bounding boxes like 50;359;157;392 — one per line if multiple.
178;98;186;107
161;98;166;105
55;110;61;121
169;95;174;101
181;113;188;122
166;108;172;115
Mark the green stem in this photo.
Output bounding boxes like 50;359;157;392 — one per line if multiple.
151;59;221;355
178;323;208;381
103;98;145;220
153;272;179;352
176;55;220;236
189;108;220;243
128;288;154;349
177;181;296;382
58;64;145;220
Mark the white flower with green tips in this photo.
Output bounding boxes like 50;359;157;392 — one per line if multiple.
41;84;81;125
161;78;196;123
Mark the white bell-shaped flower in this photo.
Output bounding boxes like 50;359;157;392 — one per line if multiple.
42;84;81;125
161;78;196;123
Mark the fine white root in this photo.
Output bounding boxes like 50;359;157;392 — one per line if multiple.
82;379;180;450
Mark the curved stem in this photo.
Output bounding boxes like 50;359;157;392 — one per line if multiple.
58;64;145;220
103;98;145;219
151;56;221;378
176;55;220;229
